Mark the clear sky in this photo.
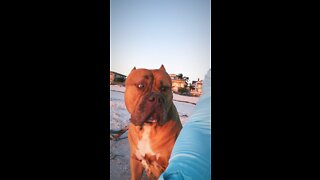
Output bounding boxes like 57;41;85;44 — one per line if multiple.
110;0;211;82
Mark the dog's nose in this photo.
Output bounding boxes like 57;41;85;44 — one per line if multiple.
148;96;155;102
148;93;165;104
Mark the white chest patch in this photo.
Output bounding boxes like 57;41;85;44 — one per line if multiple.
135;126;160;171
137;126;154;157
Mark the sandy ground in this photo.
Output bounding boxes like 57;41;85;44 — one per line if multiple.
110;131;148;180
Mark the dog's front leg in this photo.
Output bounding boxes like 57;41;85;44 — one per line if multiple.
130;155;144;180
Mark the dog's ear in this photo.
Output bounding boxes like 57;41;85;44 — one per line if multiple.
159;64;166;72
131;67;136;72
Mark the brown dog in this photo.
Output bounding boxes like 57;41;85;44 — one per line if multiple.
124;65;182;180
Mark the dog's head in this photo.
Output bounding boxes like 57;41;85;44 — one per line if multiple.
124;65;173;126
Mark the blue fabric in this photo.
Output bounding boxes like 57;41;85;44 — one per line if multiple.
159;69;211;180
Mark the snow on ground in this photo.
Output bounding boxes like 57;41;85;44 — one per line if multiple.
110;84;126;92
110;85;200;130
110;89;130;131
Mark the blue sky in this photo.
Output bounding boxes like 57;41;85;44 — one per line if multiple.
110;0;211;82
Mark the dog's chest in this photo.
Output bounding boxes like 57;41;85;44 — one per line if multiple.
135;126;161;172
135;126;160;159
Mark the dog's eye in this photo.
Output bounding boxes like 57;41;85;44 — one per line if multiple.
160;87;167;92
137;84;144;89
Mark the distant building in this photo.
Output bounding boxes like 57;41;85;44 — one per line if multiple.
110;71;126;85
169;74;178;80
190;78;203;96
169;74;188;93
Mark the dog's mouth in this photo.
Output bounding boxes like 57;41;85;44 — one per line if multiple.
144;113;159;124
130;111;163;126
